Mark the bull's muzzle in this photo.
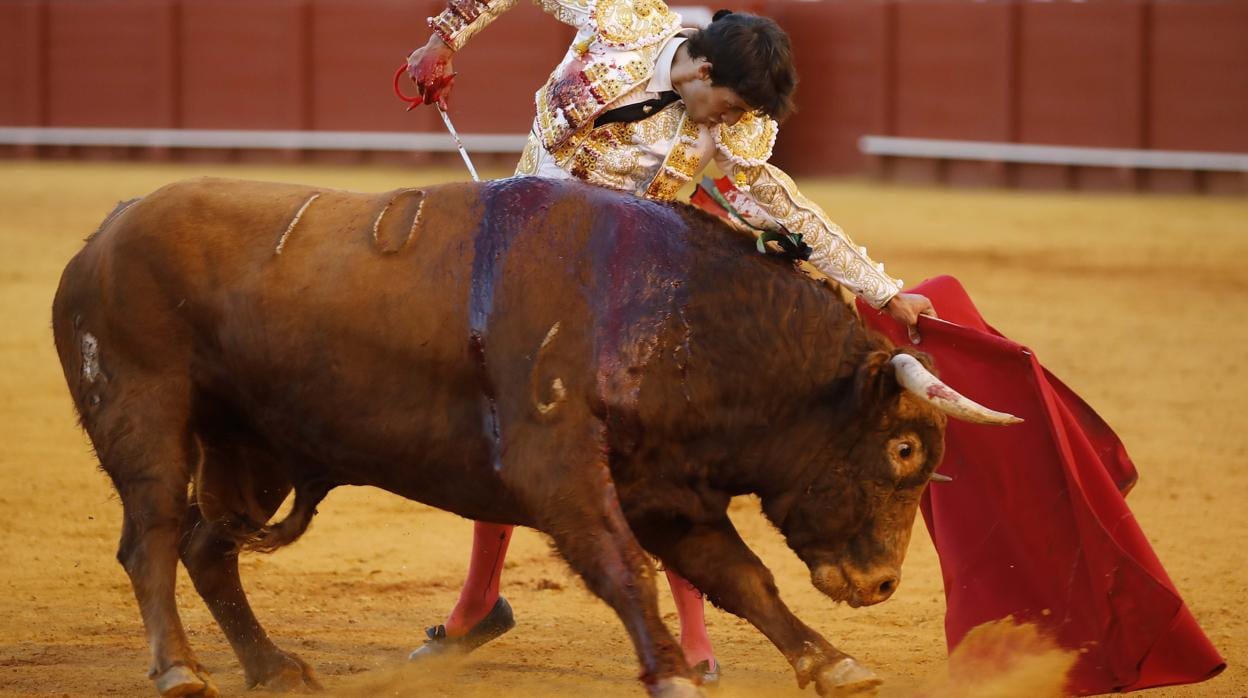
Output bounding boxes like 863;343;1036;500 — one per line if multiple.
812;564;900;608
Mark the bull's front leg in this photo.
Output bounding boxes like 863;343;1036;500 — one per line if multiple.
532;468;699;697
636;518;882;696
496;413;697;696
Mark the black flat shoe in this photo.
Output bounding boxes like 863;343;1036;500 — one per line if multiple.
409;597;516;660
693;659;721;687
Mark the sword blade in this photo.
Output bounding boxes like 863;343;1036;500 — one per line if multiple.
438;106;480;182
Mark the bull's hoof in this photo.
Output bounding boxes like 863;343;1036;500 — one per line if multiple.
249;649;323;692
693;659;721;687
154;664;219;698
409;597;515;660
651;677;704;698
814;657;881;696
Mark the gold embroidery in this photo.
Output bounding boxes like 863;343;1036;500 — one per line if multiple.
644;114;702;201
562;103;684;193
427;0;518;51
622;60;650;82
515;134;541;175
628;98;681;143
533;0;589;28
713;112;778;168
588;0;680;50
584;63;611;81
571;124;627;187
534;0;587;14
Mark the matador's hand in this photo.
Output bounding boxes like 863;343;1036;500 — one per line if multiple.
884;293;937;343
405;35;456;109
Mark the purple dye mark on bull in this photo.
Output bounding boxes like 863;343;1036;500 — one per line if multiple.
468;332;500;455
468;178;559;472
587;191;692;442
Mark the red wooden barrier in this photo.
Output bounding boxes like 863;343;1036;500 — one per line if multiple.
1147;0;1248;193
1016;0;1148;191
180;0;309;131
310;0;439;134
1018;1;1146;149
891;0;1014;186
46;0;177;128
770;0;890;176
0;0;45;128
893;1;1013;141
1150;0;1248;153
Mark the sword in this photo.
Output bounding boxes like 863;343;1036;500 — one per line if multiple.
437;105;480;183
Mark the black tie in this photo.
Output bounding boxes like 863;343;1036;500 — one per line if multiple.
593;91;681;128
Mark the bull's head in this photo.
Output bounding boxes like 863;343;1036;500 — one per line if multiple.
763;350;1019;608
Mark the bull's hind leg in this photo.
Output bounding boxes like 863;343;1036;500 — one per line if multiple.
91;380;218;697
501;423;697;697
179;430;321;691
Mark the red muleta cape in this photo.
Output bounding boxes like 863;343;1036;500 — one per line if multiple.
857;276;1225;694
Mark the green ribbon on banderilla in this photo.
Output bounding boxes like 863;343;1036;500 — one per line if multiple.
698;178;813;262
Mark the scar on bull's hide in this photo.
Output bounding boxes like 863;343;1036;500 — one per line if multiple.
81;332;100;383
371;188;426;254
274;193;320;256
532;322;567;416
80;332;104;408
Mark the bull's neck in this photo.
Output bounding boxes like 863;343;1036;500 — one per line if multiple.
670;277;887;497
609;208;894;499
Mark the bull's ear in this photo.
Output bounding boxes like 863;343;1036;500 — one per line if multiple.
853;349;902;408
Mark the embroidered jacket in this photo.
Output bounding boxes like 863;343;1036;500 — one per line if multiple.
428;0;904;308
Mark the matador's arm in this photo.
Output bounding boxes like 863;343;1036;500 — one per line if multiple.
712;116;904;310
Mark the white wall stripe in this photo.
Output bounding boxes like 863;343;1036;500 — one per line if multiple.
0;127;529;153
860;136;1248;172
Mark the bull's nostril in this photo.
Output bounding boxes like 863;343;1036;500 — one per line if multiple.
878;578;897;596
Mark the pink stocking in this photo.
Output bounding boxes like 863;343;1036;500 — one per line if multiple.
444;521;513;636
665;569;716;667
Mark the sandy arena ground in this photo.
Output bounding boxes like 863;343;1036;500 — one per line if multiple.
0;160;1244;697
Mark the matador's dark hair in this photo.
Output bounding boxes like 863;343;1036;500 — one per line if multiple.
685;11;798;122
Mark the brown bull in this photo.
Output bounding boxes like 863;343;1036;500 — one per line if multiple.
52;176;1017;698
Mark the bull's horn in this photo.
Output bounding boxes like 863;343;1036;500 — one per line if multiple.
889;354;1023;425
930;472;954;483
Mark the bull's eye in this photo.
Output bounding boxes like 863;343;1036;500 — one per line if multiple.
887;433;925;480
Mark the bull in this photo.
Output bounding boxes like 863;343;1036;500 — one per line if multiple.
52;176;1018;698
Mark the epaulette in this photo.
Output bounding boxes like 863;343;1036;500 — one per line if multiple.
713;112;779;169
587;0;680;51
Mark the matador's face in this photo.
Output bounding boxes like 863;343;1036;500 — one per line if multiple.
680;61;757;127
